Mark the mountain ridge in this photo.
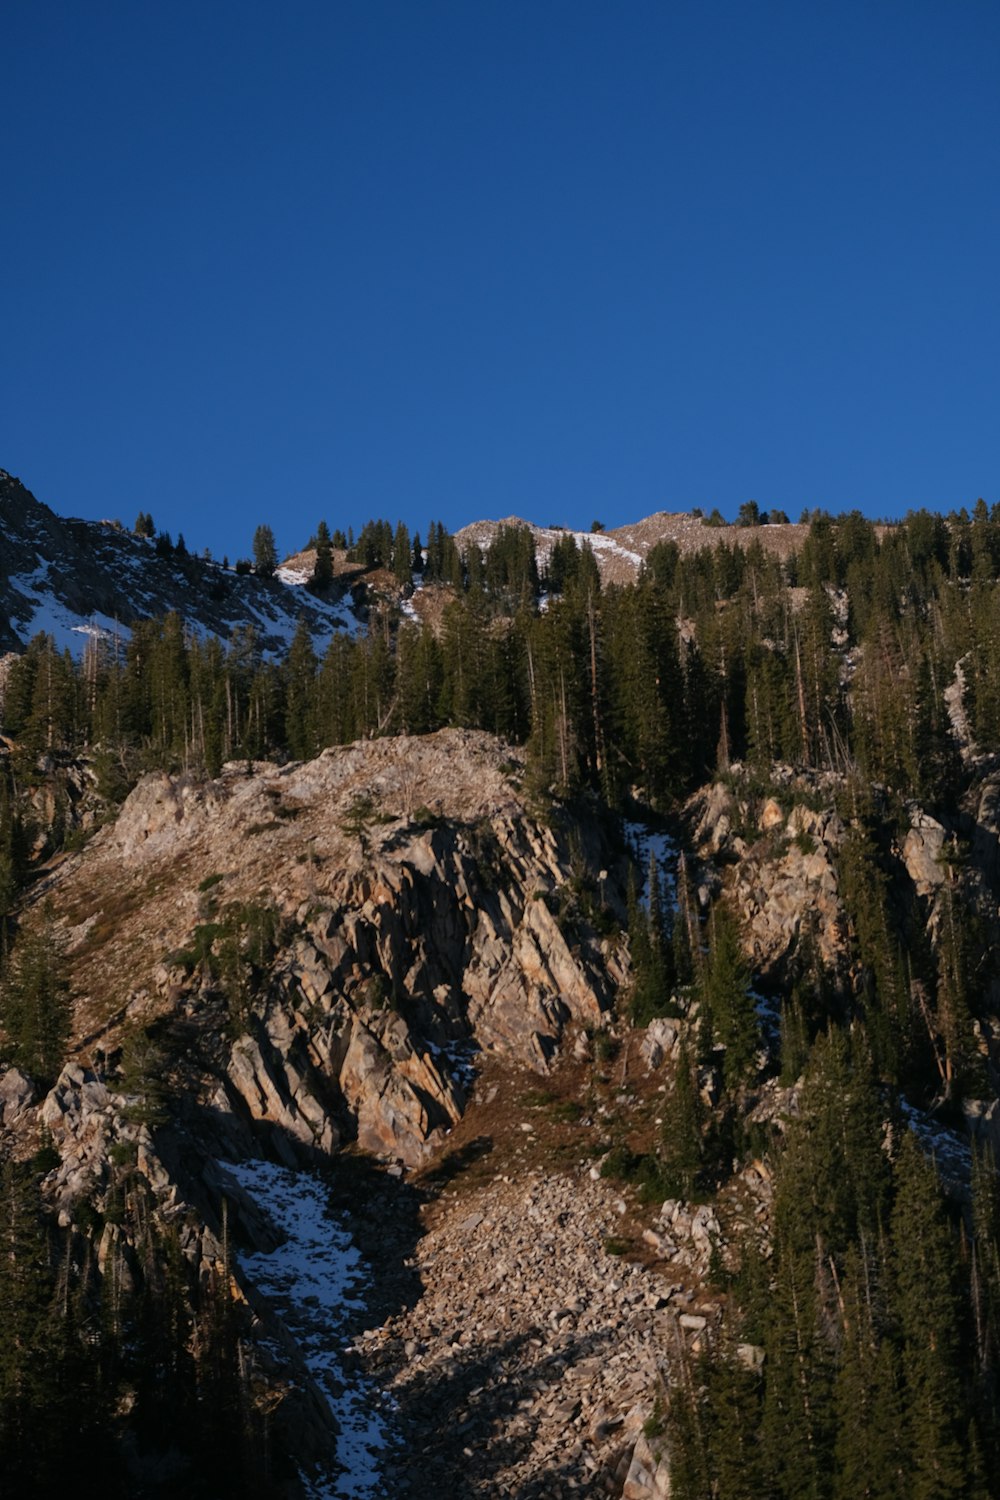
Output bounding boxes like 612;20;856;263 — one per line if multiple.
0;469;364;658
1;466;822;659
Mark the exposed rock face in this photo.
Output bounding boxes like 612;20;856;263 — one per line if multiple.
0;731;630;1493
15;733;625;1190
688;774;847;978
902;809;948;897
38;732;625;1174
0;1066;34;1128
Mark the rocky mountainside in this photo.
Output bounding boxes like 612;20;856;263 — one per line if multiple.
0;469;364;657
5;717;998;1496
42;731;623;1160
1;731;640;1492
0;467;817;661
4;477;1000;1496
455;510;811;586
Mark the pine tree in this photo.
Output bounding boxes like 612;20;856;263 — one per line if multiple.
0;912;70;1086
0;1157;56;1477
700;903;758;1092
393;521;412;584
833;1242;906;1500
759;1235;836;1500
659;1034;705;1198
283;619;318;761
628;851;676;1024
0;776;28;934
252;524;278;579
889;1133;968;1499
119;1024;168;1127
311;519;333;589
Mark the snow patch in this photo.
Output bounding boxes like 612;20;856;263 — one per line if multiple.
221;1158;390;1498
277;565;313;587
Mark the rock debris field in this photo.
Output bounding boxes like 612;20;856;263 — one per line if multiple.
297;1061;722;1500
360;1163;683;1498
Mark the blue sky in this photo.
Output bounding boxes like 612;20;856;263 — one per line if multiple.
2;1;997;561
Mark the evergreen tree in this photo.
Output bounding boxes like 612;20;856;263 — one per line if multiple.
0;775;28;935
833;1242;906;1500
659;1033;705;1198
393;521;412;584
699;903;758;1091
252;524;278;578
311;519;333;589
0;912;70;1086
627;851;676;1024
889;1133;969;1499
283;619;318;761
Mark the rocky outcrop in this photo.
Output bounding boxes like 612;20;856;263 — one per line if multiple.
207;801;621;1166
0;1065;34;1129
29;733;626;1177
902;809;948;897
8;731;626;1198
0;730;633;1495
689;776;847;977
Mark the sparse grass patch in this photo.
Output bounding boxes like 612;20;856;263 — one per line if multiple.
522;1088;559;1108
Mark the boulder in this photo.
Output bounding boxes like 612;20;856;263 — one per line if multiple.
0;1066;34;1127
903;812;947;897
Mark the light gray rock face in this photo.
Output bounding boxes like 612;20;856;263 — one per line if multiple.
621;1431;673;1498
200;796;623;1164
902;810;948;897
727;819;844;977
640;1019;681;1072
19;732;628;1183
0;1066;34;1128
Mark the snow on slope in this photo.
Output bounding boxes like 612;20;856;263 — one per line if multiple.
0;469;367;659
223;1158;391;1499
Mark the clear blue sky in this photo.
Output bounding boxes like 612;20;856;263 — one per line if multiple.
3;1;997;561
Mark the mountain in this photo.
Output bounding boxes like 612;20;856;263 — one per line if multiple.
455;509;810;586
1;468;820;664
4;724;998;1496
0;469;365;658
2;473;1000;1497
